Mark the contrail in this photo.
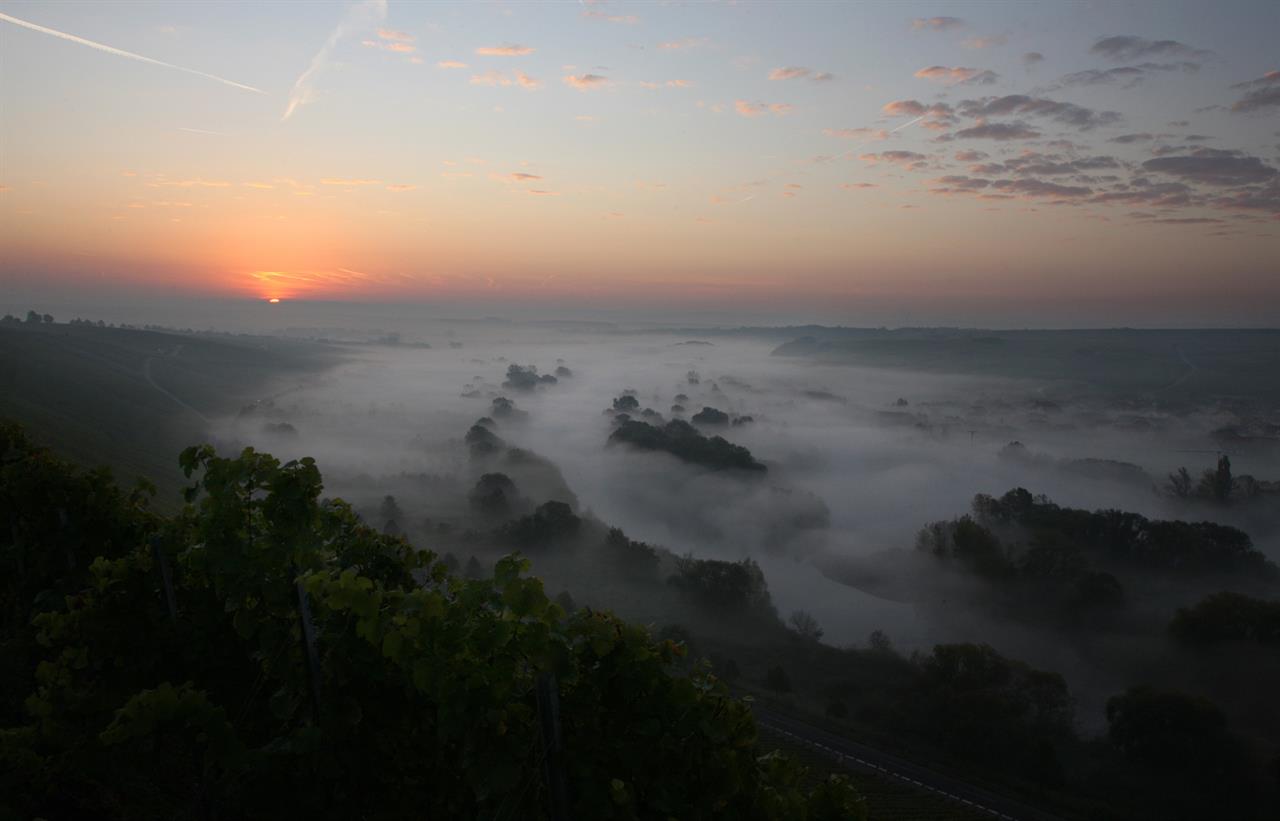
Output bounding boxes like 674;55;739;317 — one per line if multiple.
284;0;386;121
889;114;925;133
0;11;264;94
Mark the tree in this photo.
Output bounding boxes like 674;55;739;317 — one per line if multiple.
42;313;53;324
1166;466;1193;498
868;629;894;654
24;309;40;324
468;472;518;517
379;494;403;534
0;426;865;820
789;609;824;642
1198;454;1234;503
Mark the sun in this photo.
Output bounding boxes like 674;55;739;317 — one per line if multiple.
267;297;281;304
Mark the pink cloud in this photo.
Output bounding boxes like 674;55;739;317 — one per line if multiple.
563;74;610;91
476;44;535;56
735;100;793;117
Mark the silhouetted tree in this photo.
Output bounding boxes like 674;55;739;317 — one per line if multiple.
789;610;824;642
1167;466;1193;498
1198;454;1234;503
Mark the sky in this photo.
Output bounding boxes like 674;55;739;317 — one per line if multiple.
1;0;1278;326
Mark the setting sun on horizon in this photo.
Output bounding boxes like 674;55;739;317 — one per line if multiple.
2;1;1278;326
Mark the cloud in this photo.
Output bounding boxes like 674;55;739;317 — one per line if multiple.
1230;71;1280;113
377;28;414;42
641;79;692;89
657;37;709;50
734;100;793;117
1022;52;1044;68
1090;35;1210;62
471;70;540;89
284;0;386;121
583;10;638;25
859;150;929;170
911;17;964;32
363;39;414;53
767;66;834;82
823;127;889;141
1108;133;1154;143
437;60;468;69
840;182;877;189
914;66;998;85
957;95;1122;129
930;175;992;191
563;73;610;91
476;44;534;56
953;121;1042;140
385;183;417;192
954;150;988;161
964;34;1007;49
1142;148;1279;186
991;178;1091;198
493;172;543;183
969;152;1121;176
527;189;560;196
0;10;264;94
154;178;232;188
770;66;811;81
1056;61;1198;88
881;100;955;131
882;99;926;117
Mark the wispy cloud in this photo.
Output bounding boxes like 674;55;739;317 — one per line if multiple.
471;70;540;89
911;17;964;32
564;73;610;91
914;66;998;85
377;28;414;42
964;34;1007;49
437;60;468;69
386;183;417;191
583;10;638;25
284;0;387;121
476;44;534;56
735;100;792;117
0;11;264;94
363;39;414;53
824;127;890;141
320;178;382;186
1090;35;1210;62
768;66;835;82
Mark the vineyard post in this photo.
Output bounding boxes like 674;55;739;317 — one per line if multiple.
150;536;178;624
293;568;323;724
535;671;570;821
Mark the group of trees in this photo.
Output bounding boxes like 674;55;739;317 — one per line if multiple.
0;422;866;820
609;418;766;472
502;364;558;391
669;554;775;616
1167;454;1274;504
1169;590;1280;646
971;487;1275;580
0;310;54;325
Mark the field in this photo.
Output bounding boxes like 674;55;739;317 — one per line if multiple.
0;322;341;502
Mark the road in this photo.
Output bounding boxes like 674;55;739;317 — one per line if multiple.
754;707;1065;821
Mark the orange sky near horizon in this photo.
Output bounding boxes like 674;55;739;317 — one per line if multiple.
2;1;1278;323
